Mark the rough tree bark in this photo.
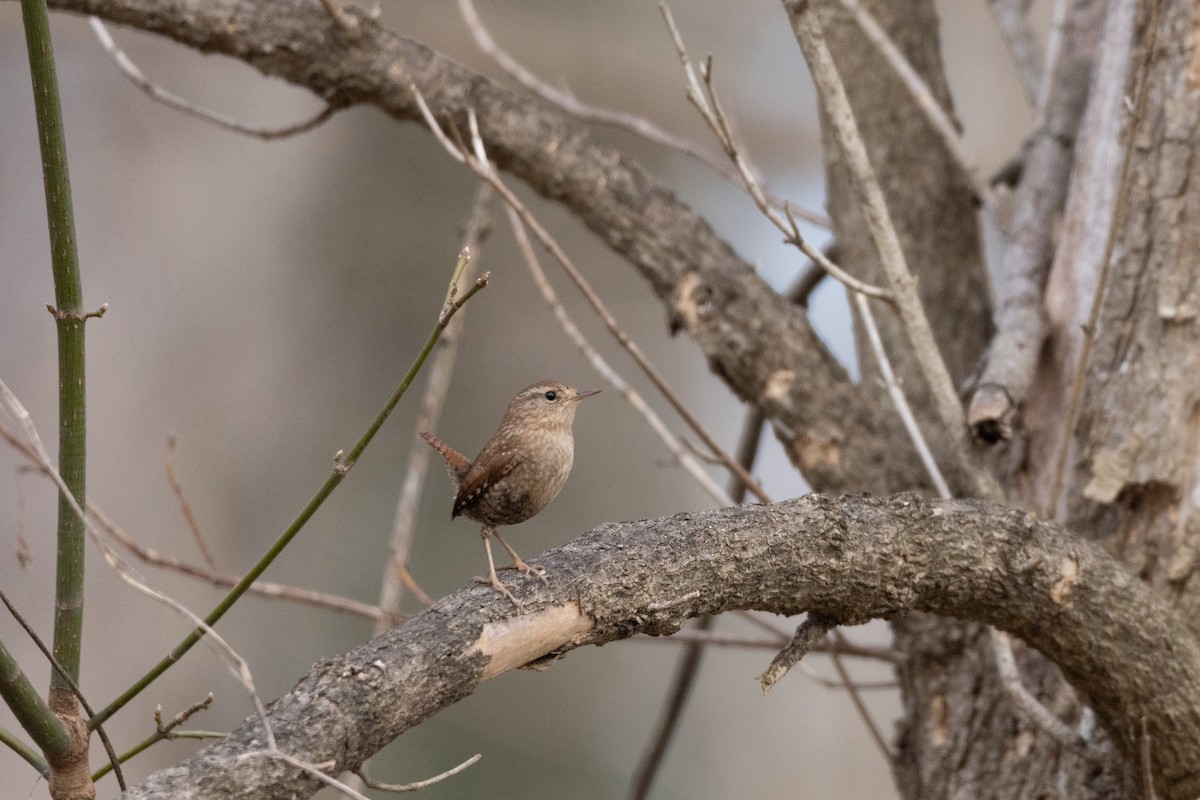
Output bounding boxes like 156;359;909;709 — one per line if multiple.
12;0;1199;798
115;496;1200;799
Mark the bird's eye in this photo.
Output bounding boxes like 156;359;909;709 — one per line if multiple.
544;390;558;401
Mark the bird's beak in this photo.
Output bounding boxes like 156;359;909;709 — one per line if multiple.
573;389;600;402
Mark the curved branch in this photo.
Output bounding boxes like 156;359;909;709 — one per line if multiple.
36;0;903;493
119;494;1200;799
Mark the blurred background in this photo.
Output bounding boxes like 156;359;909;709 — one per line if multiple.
0;1;1037;797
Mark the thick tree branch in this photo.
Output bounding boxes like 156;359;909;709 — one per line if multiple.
118;494;1200;799
29;0;905;492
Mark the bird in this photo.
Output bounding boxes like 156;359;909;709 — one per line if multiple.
421;380;598;606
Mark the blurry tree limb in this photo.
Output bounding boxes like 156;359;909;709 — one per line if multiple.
456;0;829;227
114;493;1200;799
985;0;1044;104
967;0;1105;444
88;17;337;139
33;0;901;495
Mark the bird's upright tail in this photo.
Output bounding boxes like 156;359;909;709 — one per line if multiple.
419;431;471;483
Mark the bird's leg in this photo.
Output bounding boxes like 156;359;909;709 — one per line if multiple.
492;528;549;586
474;526;522;608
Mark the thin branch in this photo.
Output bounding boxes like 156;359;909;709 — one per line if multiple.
629;398;769;800
455;0;829;228
88;18;338;140
988;628;1098;761
631;624;904;663
758;612;837;692
317;0;355;31
854;293;951;498
0;379;277;755
985;0;1044;104
1;417;402;627
784;0;1001;502
355;753;481;792
266;751;369;800
828;629;893;761
1040;0;1072;110
0;724;48;775
464;115;763;504
1140;716;1158;800
375;184;495;633
22;0;89;751
658;4;891;300
165;436;214;568
88;253;489;729
89;503;403;625
92;695;216;781
835;0;992;205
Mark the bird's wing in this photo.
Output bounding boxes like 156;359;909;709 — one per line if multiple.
452;446;523;519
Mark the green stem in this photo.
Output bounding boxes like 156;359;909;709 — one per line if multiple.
20;0;87;700
0;639;68;764
89;264;489;730
0;725;50;776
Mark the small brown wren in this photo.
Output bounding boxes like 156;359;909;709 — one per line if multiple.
421;380;598;606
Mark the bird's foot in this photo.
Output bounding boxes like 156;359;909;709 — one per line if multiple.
498;557;549;586
474;572;523;609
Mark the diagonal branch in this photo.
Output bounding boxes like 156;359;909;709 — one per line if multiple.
116;494;1200;800
35;0;891;494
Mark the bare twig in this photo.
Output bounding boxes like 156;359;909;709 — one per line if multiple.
355;753;481;792
165;436;214;568
0;589;126;789
784;1;1001;503
659;4;891;300
828;629;893;761
988;629;1098;761
835;0;991;205
89;503;403;625
88;18;337;139
631;626;904;664
455;0;829;228
1139;716;1157;800
317;0;355;31
0;379;277;752
472;121;762;504
854;293;951;498
92;695;217;781
375;184;495;633
1040;0;1072;110
758;612;837;692
985;0;1044;104
629;400;769;800
263;751;368;799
